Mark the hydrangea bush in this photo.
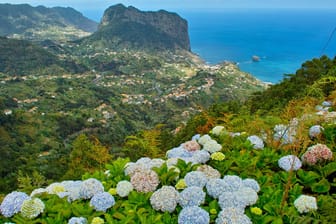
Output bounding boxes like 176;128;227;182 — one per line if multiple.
1;104;335;223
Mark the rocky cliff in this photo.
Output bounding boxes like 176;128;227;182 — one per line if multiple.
83;4;190;51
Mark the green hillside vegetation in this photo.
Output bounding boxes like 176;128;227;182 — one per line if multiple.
0;56;335;223
0;3;98;41
0;37;87;75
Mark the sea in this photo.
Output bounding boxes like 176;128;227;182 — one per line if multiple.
83;8;336;83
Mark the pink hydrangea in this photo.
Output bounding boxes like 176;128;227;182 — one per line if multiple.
131;169;160;193
182;140;201;152
302;144;333;165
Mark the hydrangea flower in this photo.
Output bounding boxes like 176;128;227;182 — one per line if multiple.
150;186;179;213
294;195;318;213
191;150;210;164
79;178;104;199
90;192;115;212
238;187;258;206
91;217;104;224
242;178;260;192
222;175;243;192
197;165;221;179
182;140;201;152
210;152;225;161
192;134;201;141
250;207;262;215
301;144;333;165
166;146;194;160
116;180;133;197
20;198;45;219
0;191;29;217
206;178;228;199
46;182;66;196
211;126;225;136
203;139;222;154
274;124;296;144
62;180;83;202
216;207;252;224
179;186;206;208
124;162;148;177
218;192;247;210
198;134;212;145
30;188;47;197
68;217;87;224
175;179;187;190
131;169;160;193
322;101;332;107
150;158;165;168
107;188;116;196
309;125;324;138
278;155;302;171
178;206;210;224
184;171;207;188
247;135;264;149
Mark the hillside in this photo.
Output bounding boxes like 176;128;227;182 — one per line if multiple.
0;37;87;75
0;56;335;223
79;4;190;51
0;3;98;41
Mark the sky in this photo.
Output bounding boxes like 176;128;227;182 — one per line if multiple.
0;0;335;21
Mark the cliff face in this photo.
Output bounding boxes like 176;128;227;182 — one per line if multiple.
86;4;190;51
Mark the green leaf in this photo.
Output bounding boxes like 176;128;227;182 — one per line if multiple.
297;169;320;185
311;178;331;193
321;162;336;178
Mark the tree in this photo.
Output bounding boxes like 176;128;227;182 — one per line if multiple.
63;134;112;179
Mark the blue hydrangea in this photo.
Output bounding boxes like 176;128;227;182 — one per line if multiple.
216;207;252;224
322;101;332;107
278;155;302;171
166;146;194;159
150;186;179;213
184;171;207;188
90;192;115;212
206;178;228;199
150;158;165;168
178;206;210;224
218;192;246;210
0;191;29;217
242;178;260;192
238;187;258;206
222;175;243;192
68;217;88;224
192;134;201;141
309;125;324;138
79;178;104;199
62;180;83;202
179;186;206;208
247;135;264;149
191;150;210;164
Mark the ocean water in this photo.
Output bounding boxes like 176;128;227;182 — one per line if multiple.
83;8;336;83
180;9;336;83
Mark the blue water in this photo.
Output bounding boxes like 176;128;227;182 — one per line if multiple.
83;8;336;83
180;9;336;83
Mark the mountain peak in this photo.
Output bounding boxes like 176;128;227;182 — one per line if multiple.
88;4;190;51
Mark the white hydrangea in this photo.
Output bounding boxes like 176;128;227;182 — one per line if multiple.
150;186;179;213
116;180;133;197
247;135;264;149
294;195;318;213
203;139;222;154
211;126;225;136
198;134;212;145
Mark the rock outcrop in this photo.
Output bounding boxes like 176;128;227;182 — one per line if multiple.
85;4;190;51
